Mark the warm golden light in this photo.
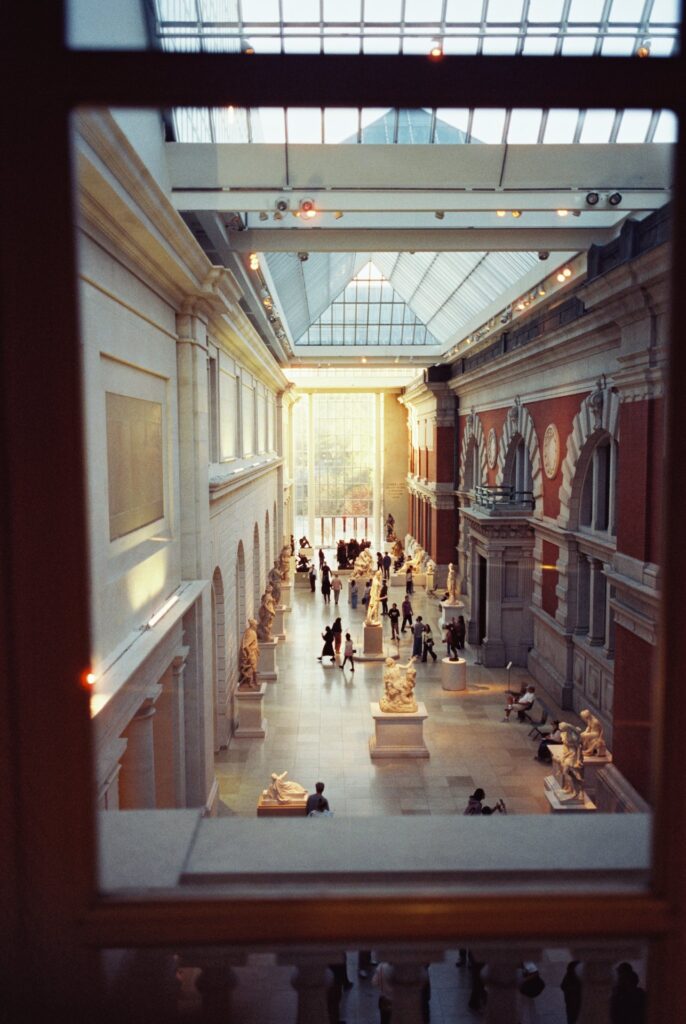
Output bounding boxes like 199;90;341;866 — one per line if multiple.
496;210;506;217
563;266;572;278
86;672;96;686
428;37;444;60
249;252;259;270
557;209;569;217
303;208;317;219
511;210;522;218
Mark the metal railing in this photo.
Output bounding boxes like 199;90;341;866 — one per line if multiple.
473;485;535;512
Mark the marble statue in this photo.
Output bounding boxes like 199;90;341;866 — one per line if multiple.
446;562;459;603
352;547;375;580
256;584;276;642
238;618;259;691
557;722;584;799
579;709;608;757
391;538;404;561
425;558;436;590
262;770;308;803
588;376;605;429
385;512;396;541
379;655;418;714
365;569;383;626
397;545;425;574
277;544;291;580
267;565;282;606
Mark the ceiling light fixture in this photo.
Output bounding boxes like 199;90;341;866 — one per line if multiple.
273;211;283;221
556;209;569;217
428;37;444;60
258;211;269;222
275;198;289;212
563;267;572;278
608;192;623;206
297;251;309;262
496;210;506;217
585;191;600;206
511;210;522;219
299;198;317;219
636;39;651;58
538;250;550;261
249;252;259;270
333;210;344;220
434;211;445;220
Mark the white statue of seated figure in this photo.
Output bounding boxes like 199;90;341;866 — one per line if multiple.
379;656;418;714
579;709;608;757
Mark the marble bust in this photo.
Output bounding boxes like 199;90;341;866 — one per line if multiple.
579;709;608;757
237;618;259;691
262;770;308;803
365;569;383;626
379;656;418;714
256;584;276;642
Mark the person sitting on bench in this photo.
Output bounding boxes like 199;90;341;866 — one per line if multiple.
504;685;536;721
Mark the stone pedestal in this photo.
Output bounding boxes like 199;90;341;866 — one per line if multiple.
234;683;267;738
390;572;406;588
272;606;286;641
258;639;278;682
441;656;467;691
544;774;596;813
257;795;307;817
439;599;465;628
579;752;612;802
369;702;429;759
426;571;434;591
294;572;312;588
363;622;384;656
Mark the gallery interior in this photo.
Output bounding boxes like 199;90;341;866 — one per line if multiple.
3;1;686;1021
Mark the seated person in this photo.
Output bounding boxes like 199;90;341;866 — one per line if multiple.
534;721;562;762
305;781;330;816
504;685;536;721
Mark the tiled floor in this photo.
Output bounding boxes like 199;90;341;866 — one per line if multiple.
216;570;555;818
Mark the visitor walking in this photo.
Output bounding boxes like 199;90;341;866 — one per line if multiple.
406;564;414;594
321;573;331;604
388;602;400;640
412;616;425;657
318;625;336;663
422;624;437;662
341;632;355;672
319;548;325;569
382;552;391;580
309;564;317;592
332;616;343;657
350;578;358;609
455;614;466;650
331;573;343;605
380;579;388;616
400;595;413;633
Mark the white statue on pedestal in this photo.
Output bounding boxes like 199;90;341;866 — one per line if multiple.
352;548;375;580
262;770;307;803
267;565;282;606
238;618;260;691
379;656;418;713
257;584;276;642
557;722;585;799
397;545;425;574
579;709;608;757
446;562;459;602
365;569;383;626
277;545;291;580
426;559;436;589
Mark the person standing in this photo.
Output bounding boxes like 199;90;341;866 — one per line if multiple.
455;614;466;650
318;625;335;663
400;595;413;633
405;564;414;595
412;616;425;658
331;573;343;606
318;548;325;569
388;602;400;641
321;573;331;605
341;632;355;672
350;578;358;609
560;961;582;1024
380;579;388;616
332;616;343;658
382;551;391;580
309;563;317;592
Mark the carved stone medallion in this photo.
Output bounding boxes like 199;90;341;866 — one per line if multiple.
543;423;560;479
486;427;498;469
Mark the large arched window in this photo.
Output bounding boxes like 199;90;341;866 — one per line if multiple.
580;435;617;536
505;437;533;499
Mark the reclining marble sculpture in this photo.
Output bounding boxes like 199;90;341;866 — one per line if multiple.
351;548;375;580
379;655;418;713
256;584;276;642
237;618;260;691
262;770;308;803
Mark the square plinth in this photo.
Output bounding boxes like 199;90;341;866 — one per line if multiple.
544;775;596;813
363;621;384;654
234;684;267;738
256;795;308;817
369;701;429;759
258;640;278;681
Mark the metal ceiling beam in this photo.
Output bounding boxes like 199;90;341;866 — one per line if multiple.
218;227;616;252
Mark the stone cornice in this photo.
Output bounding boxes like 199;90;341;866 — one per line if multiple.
209;455;282;505
406;474;455;509
613;365;666;403
460;508;535;541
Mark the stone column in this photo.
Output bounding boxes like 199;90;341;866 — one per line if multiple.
190;952;244;1023
556;539;580;631
576;553;591;635
282;954;335;1024
119;700;157;809
483;548;506;666
475;946;542;1024
572;946;641;1024
588;559;607;646
377;950;441;1024
154;649;188;808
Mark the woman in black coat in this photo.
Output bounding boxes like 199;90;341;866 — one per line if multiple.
318;626;336;663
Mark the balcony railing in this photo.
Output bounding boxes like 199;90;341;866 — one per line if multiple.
473;485;535;513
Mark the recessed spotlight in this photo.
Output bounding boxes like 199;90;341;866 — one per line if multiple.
538;287;546;296
538;250;550;261
361;357;367;363
434;210;445;220
563;267;572;278
585;191;600;206
556;272;566;283
428;37;444;60
299;198;317;218
511;210;522;219
275;198;289;212
608;192;623;206
496;210;507;218
636;39;651;58
557;209;569;217
249;252;259;270
259;211;269;221
85;672;96;686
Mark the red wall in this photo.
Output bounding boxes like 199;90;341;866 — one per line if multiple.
541;540;559;618
478;408;507;486
434;507;456;564
435;425;454;483
525;393;586;519
616;398;664;564
612;624;654;802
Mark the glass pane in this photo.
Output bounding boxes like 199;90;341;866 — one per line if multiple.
364;0;403;21
323;0;362;18
470;108;507;143
579;108;616;143
615;109;653;144
243;0;280;20
561;35;598;55
608;0;645;20
324;108;359;143
507;108;543;143
405;0;444;18
653;109;678;142
446;0;487;20
287;107;322;143
543;108;580;143
528;0;564;21
482;36;519;55
568;0;605;21
250;108;286;143
283;0;319;18
487;0;524;22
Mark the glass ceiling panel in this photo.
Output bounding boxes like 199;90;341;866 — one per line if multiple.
298;261;439;347
151;0;680;56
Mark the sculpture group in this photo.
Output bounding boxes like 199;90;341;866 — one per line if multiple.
379;655;418;713
553;711;608;801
